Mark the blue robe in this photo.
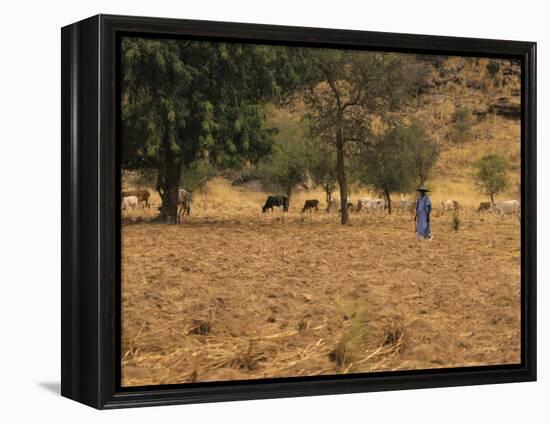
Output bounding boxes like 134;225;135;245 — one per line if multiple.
416;194;432;239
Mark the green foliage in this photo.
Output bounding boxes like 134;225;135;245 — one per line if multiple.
259;138;309;205
180;159;216;194
306;141;337;206
356;124;417;210
449;107;472;143
399;120;438;185
356;120;437;208
121;38;302;171
121;37;305;221
474;154;509;202
486;60;501;79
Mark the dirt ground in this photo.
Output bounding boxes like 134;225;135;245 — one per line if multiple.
120;186;521;387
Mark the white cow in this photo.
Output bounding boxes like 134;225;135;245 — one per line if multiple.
357;198;384;213
122;195;138;210
368;198;385;213
490;200;520;219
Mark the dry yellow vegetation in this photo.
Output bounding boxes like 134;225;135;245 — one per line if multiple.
121;179;520;386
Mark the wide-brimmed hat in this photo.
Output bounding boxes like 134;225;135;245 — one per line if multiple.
416;186;430;192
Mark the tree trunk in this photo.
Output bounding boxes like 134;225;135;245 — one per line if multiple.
159;149;181;224
335;127;349;225
325;187;332;212
490;192;495;203
384;189;392;215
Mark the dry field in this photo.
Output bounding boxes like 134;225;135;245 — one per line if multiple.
120;179;521;387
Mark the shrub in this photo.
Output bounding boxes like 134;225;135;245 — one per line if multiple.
452;212;460;232
449;107;472;143
474;154;509;203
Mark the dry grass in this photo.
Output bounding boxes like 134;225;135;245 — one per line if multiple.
121;179;521;386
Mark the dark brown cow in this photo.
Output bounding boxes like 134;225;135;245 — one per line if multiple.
262;196;289;213
302;199;319;212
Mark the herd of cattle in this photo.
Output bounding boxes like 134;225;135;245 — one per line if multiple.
261;195;520;219
121;189;520;220
122;188;192;223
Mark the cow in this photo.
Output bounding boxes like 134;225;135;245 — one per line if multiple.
302;199;319;213
155;189;191;223
357;198;384;213
477;201;493;213
122;189;151;209
177;189;192;222
490;200;520;219
440;199;460;216
121;195;138;211
262;195;289;213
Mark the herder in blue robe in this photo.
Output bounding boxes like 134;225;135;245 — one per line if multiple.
415;186;433;241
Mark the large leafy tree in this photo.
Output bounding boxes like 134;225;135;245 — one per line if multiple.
121;38;303;222
300;49;426;224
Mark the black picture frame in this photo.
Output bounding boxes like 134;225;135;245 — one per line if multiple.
61;14;537;409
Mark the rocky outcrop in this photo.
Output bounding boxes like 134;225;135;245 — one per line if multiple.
488;97;521;119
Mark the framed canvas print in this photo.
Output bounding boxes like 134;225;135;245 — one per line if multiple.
61;14;536;409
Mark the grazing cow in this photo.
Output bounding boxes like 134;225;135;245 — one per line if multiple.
177;189;192;222
357;198;384;213
121;195;138;210
477;201;493;213
262;195;289;213
490;200;519;219
122;189;151;209
440;199;460;216
302;199;319;213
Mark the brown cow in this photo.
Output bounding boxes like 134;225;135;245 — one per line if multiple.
122;189;151;209
302;199;319;213
477;201;493;213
